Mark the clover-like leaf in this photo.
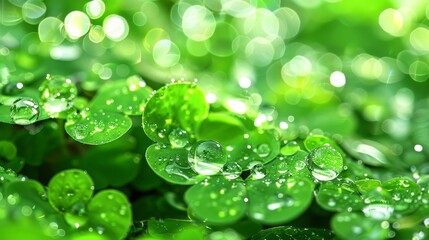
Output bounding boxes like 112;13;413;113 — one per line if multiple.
146;143;206;185
87;190;132;240
0;140;17;161
246;176;314;225
382;177;421;214
265;150;312;180
197;112;249;147
304;134;345;157
251;226;333;240
65;108;132;145
331;212;389;240
185;176;247;225
229;129;280;170
47;169;94;212
147;218;206;239
90;76;153;115
316;179;364;212
142;82;209;144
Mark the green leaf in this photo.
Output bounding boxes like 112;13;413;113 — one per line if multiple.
246;176;314;225
197;112;249;147
229;129;280;170
265;150;312;180
147;218;206;239
316;179;364;212
87;189;132;240
251;226;333;240
47;169;94;212
304;134;345;157
0;140;17;160
355;179;382;194
307;145;343;181
65;108;132;145
79;138;141;188
331;212;390;240
90;76;153;115
146;143;206;185
185;176;247;225
142;82;209;144
382;177;421;214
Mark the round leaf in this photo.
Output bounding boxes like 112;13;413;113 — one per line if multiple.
142;82;209;144
146;143;206;185
90;76;152;115
87;190;132;240
332;212;389;240
382;177;421;214
316;179;364;212
246;176;314;225
251;226;333;240
185;176;247;225
65;108;132;145
48;169;94;212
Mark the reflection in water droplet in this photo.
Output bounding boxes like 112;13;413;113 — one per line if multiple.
255;143;271;158
10;98;39;125
73;124;88;140
222;162;242;180
251;163;266;179
168;128;189;148
188;140;227;175
39;75;78;114
307;145;343;181
362;204;394;220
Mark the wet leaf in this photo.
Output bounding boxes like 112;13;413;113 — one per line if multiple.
185;176;247;225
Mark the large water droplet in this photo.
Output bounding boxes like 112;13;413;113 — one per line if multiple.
362;204;394;220
168;128;189;148
73;124;88;140
188;140;227;175
255;143;271;158
307;145;343;181
222;162;242;180
10;98;39;125
39;75;78;114
250;163;266;179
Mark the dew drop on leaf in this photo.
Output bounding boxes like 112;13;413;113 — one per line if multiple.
10;97;39;125
39;75;77;114
255;143;271;158
188;140;227;175
168;128;189;148
222;162;242;180
307;145;343;181
250;163;266;179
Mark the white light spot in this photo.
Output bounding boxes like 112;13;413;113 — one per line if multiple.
330;71;346;87
414;144;423;152
226;99;247;114
16;83;23;89
279;121;289;129
205;93;217;103
239;76;252;88
103;15;129;41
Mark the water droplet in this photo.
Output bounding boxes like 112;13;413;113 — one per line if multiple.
281;141;300;156
73;124;88;140
1;82;24;96
222;162;242;180
251;163;266;179
266;193;294;210
307;145;343;181
255;143;271;158
294;161;306;170
10;98;39;125
39;75;77;114
188;140;227;175
168;128;189;148
158;128;167;138
362;204;394;220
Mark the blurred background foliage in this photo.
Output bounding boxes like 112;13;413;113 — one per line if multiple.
2;0;429;239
